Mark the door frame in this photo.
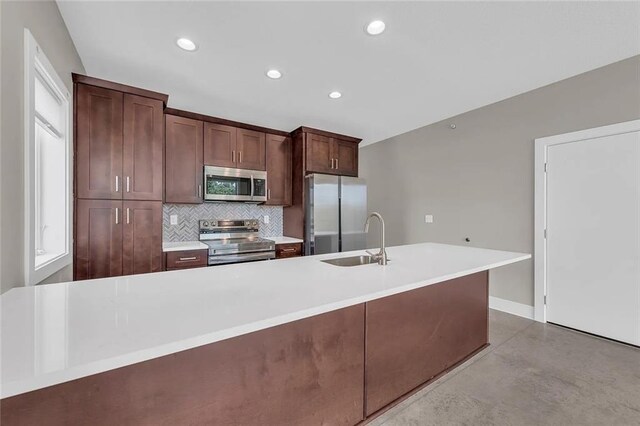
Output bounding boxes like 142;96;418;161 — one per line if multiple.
534;119;640;322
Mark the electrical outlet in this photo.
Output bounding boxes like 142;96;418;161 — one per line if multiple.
263;215;270;224
424;214;434;224
170;215;178;225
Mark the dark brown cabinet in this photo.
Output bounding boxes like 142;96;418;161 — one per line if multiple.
73;74;168;281
165;249;208;271
122;201;163;276
275;243;302;259
75;200;162;281
204;122;236;168
334;138;358;176
305;133;334;174
76;85;123;200
265;134;292;205
305;131;359;177
204;123;266;171
76;86;163;201
237;129;266;170
165;115;204;204
75;199;123;280
123;94;164;200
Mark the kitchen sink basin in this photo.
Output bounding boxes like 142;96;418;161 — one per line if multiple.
321;255;378;267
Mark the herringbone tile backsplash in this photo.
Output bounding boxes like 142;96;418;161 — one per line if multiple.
163;204;283;242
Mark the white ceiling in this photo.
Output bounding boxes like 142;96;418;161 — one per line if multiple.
57;1;640;146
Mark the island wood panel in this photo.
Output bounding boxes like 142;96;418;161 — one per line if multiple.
164;115;203;203
364;271;489;416
122;94;164;201
122;201;163;276
1;305;366;426
75;84;123;200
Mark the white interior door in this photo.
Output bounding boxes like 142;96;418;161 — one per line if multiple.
546;130;640;346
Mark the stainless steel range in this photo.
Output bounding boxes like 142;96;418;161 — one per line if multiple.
199;219;275;266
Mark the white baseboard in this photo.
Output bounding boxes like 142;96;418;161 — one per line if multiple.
489;296;535;320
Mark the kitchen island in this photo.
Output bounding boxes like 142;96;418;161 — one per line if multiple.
1;243;529;425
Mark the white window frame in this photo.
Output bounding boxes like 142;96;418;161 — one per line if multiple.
24;29;73;285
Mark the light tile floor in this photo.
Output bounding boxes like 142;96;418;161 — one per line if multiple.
368;310;640;426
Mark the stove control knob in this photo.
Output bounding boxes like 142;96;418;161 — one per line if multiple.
202;221;209;227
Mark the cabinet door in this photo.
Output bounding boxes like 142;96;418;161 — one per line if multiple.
236;129;266;170
75;199;123;280
123;94;164;200
305;133;334;174
165;115;203;203
265;134;291;205
204;123;236;168
334;139;358;176
76;84;123;199
122;201;163;276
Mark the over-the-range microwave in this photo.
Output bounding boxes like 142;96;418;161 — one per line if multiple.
203;166;267;202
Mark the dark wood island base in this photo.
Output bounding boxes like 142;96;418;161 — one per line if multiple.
1;272;488;425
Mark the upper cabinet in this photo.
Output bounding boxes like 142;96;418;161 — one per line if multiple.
165;114;204;204
204;122;237;168
300;128;361;177
76;84;124;200
204;123;266;171
306;133;334;174
75;76;165;201
237;128;266;171
123;94;164;200
265;134;292;206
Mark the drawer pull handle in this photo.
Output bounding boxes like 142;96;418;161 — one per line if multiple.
178;256;198;261
281;248;297;252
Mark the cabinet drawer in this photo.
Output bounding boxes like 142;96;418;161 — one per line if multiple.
276;243;303;259
166;249;208;269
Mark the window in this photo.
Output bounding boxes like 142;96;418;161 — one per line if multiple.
24;29;72;285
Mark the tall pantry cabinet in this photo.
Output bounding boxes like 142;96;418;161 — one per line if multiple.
73;74;167;280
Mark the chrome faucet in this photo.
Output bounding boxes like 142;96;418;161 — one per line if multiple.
364;212;388;265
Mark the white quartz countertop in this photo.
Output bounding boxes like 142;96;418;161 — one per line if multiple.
1;243;529;398
266;236;304;245
162;241;209;252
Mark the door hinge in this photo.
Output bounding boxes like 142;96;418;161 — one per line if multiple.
544;295;547;305
544;229;547;239
544;163;548;173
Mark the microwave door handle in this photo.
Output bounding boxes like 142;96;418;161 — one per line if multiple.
250;175;255;200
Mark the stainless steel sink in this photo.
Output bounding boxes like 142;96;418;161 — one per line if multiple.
321;255;377;267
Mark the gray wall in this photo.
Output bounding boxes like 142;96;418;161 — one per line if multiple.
360;55;640;307
1;1;85;293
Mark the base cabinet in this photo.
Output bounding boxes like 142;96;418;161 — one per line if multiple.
165;249;208;271
275;242;303;258
75;200;162;280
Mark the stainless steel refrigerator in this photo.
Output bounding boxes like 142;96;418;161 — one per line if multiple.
305;174;367;255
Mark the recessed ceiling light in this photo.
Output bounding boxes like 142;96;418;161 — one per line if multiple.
365;20;386;36
176;38;197;51
328;91;342;99
266;69;282;79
